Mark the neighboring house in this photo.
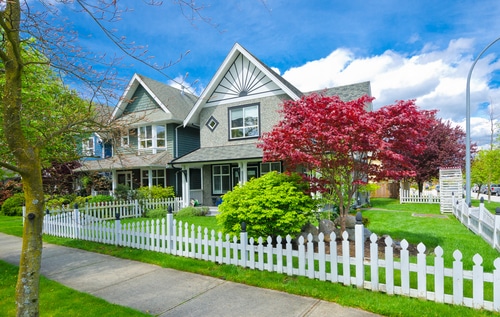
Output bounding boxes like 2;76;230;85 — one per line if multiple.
80;133;113;161
171;43;371;207
75;73;200;196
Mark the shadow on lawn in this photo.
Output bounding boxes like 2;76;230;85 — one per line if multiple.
370;229;441;252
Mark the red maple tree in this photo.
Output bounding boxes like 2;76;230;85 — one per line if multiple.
259;94;435;232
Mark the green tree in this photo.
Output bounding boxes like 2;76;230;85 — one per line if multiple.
0;1;214;315
471;149;500;199
217;172;317;240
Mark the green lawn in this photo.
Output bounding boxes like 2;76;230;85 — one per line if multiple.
1;199;500;317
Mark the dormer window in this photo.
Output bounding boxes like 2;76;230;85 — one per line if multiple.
229;103;260;140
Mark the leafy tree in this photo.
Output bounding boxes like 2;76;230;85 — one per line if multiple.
217;172;317;240
0;2;212;314
259;94;434;232
408;118;467;194
471;149;500;199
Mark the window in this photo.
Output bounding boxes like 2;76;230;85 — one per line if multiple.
121;131;129;147
82;137;94;156
141;169;166;187
260;162;281;175
229;104;259;139
138;124;166;149
212;165;230;194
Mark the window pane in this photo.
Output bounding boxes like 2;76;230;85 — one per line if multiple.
157;140;165;147
231;109;243;128
231;128;243;138
221;165;230;174
244;106;258;125
156;125;165;138
213;165;220;174
222;175;230;191
245;126;258;137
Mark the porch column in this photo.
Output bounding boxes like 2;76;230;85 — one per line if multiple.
181;165;190;207
239;161;248;185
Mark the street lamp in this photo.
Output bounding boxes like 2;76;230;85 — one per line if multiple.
465;36;500;205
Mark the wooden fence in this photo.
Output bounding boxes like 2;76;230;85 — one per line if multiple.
400;189;440;204
452;194;500;252
42;209;500;312
41;198;183;220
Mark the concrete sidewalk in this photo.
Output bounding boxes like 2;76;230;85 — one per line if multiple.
0;233;381;317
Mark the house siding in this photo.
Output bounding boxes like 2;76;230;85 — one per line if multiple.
124;86;157;113
199;94;288;148
177;126;200;157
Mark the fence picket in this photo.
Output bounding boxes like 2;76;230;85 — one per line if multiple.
42;208;500;313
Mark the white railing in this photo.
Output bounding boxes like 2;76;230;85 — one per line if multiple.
42;198;183;220
43;210;500;313
452;194;500;252
400;189;440;204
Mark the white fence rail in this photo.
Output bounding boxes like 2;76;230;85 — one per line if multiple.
400;189;440;204
43;209;500;312
42;198;183;220
452;194;500;252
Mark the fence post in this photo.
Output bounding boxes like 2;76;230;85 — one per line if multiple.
494;207;500;251
166;206;174;253
74;203;80;239
355;211;365;288
479;198;485;237
115;212;121;246
240;222;248;268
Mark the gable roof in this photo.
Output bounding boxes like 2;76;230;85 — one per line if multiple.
111;74;197;124
183;43;302;127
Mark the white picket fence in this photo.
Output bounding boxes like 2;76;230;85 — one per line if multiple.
42;198;183;220
452;194;500;252
42;210;500;312
400;189;440;204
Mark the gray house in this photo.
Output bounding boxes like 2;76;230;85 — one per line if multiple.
171;43;371;207
76;73;199;195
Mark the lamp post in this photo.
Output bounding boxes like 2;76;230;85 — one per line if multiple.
465;37;500;205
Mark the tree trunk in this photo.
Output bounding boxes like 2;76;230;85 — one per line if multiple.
15;165;44;317
2;2;45;315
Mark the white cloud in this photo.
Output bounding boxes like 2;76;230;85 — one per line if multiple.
281;38;500;148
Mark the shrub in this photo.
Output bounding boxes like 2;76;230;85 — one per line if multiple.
176;206;209;217
87;195;114;204
144;208;167;218
137;185;175;200
114;184;132;200
217;172;317;239
1;192;25;216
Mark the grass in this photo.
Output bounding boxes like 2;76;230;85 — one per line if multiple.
1;200;500;316
0;260;150;317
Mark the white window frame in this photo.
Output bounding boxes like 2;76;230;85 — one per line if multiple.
138;124;167;150
141;169;166;187
82;137;94;156
229;104;259;140
260;162;281;175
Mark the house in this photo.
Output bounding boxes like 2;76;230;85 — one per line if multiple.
171;43;371;207
74;74;200;196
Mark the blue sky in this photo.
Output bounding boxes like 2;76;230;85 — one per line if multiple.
50;0;500;147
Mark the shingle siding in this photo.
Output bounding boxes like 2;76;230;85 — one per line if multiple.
124;86;157;113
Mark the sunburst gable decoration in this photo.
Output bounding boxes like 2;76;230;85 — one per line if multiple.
208;53;282;103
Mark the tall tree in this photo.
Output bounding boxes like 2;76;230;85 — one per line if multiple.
409;118;467;194
471;149;500;199
259;94;434;232
0;2;211;315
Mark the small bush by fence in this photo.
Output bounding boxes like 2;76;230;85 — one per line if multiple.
42;208;500;313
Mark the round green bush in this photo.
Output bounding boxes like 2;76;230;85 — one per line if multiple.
1;192;25;216
217;171;317;239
